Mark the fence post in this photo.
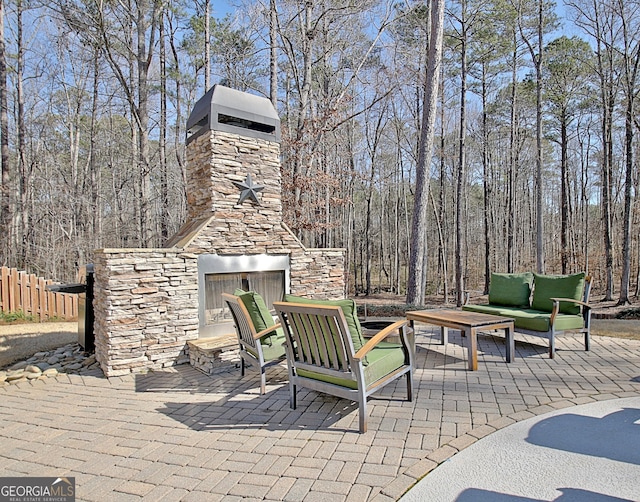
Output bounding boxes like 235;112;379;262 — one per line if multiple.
29;273;37;318
10;268;19;312
0;267;9;312
38;277;47;321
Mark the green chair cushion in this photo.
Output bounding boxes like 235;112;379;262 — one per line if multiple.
296;342;406;390
531;273;585;315
234;289;281;348
245;330;286;361
488;272;533;308
283;294;366;354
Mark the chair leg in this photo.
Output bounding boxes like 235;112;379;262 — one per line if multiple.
260;367;266;395
406;371;413;402
549;332;555;358
289;382;297;409
241;356;246;376
359;397;367;433
584;330;590;351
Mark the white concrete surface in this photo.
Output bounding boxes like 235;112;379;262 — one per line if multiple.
400;397;640;502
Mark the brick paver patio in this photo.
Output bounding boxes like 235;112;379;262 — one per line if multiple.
1;327;639;501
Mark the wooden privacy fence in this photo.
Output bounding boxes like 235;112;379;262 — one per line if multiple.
0;266;78;321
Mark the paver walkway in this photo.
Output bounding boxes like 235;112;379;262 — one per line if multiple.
1;328;640;501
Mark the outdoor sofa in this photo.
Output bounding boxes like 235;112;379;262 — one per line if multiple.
462;272;592;358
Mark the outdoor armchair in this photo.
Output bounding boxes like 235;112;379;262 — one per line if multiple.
222;292;286;394
273;299;414;433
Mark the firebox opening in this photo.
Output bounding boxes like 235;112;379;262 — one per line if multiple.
198;254;290;338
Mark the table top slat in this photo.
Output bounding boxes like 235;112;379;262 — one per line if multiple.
406;309;514;329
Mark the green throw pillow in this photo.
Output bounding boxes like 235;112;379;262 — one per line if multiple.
531;273;585;315
283;294;366;353
488;272;533;308
234;289;277;335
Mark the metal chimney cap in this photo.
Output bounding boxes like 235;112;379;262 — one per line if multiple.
186;85;281;144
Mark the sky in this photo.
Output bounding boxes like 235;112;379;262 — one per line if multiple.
212;0;235;19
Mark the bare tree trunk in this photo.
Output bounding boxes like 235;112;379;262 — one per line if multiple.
89;52;101;250
270;0;278;108
598;18;615;300
580;119;591;274
430;186;447;300
292;0;314;230
136;0;154;246
364;111;385;296
344;121;355;295
394;146;401;293
618;92;634;304
454;2;468;306
481;62;491;294
0;0;9;266
507;33;518;273
167;16;186;204
16;0;29;268
160;10;169;243
535;0;545;273
439;67;448;302
617;5;640;305
561;114;569;274
407;0;445;306
92;0;159;246
568;0;615;298
204;0;210;90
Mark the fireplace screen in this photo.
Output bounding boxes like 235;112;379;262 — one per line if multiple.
198;254;290;338
204;270;285;325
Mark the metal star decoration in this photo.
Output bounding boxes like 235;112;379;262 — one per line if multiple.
233;173;264;205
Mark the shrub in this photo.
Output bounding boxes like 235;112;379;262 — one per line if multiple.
356;303;430;318
0;310;36;324
617;307;640;320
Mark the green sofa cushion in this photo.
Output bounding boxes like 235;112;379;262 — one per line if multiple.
283;294;366;354
296;342;406;390
488;272;533;308
234;290;283;356
531;273;585;315
462;304;585;332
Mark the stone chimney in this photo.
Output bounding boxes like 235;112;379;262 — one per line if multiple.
183;85;282;224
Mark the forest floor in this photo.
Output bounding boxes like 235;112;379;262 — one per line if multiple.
1;293;639;369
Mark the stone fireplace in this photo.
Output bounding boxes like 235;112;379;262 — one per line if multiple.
92;85;346;377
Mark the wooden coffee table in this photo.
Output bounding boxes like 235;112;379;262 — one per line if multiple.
406;309;515;370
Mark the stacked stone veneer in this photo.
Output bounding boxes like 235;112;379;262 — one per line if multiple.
93;129;345;377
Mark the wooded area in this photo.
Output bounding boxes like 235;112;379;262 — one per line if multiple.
0;0;638;306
